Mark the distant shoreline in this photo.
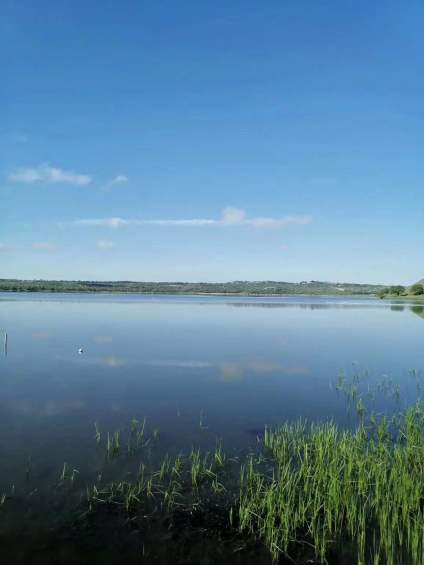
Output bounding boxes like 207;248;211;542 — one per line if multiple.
0;289;379;298
0;279;386;297
3;290;424;302
380;295;424;302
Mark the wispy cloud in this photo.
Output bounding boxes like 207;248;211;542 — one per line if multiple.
0;243;12;251
32;242;56;250
76;217;129;228
111;174;128;184
101;174;129;191
96;239;114;248
72;207;311;229
9;164;92;186
73;217;216;228
221;207;246;224
249;216;310;228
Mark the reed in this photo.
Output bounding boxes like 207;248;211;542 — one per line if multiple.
238;404;424;564
94;422;101;444
190;447;201;488
106;430;121;458
213;440;225;468
13;376;424;564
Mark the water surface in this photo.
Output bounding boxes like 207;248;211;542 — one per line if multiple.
1;293;424;562
1;293;423;469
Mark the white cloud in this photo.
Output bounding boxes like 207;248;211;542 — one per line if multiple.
250;215;311;228
9;164;92;186
110;174;128;185
76;217;129;228
75;217;215;228
102;174;129;191
96;240;114;248
72;208;311;230
221;206;246;225
32;242;56;250
143;218;216;226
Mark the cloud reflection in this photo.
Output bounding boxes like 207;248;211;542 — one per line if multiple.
104;356;126;368
148;360;214;369
219;360;309;381
64;352;309;379
220;363;244;381
31;331;53;341
93;335;113;344
13;399;86;418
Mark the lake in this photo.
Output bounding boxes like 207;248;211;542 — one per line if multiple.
1;293;424;563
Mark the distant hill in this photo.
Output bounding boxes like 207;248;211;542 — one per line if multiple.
0;278;386;296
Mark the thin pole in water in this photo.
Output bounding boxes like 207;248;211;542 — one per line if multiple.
1;330;6;357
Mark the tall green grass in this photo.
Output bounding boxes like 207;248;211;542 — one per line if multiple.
239;406;424;564
83;402;424;563
4;371;424;564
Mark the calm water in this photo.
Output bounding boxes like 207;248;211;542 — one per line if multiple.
1;292;424;563
1;293;424;475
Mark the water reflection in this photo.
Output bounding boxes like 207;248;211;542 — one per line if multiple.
410;305;424;319
70;356;310;378
93;335;113;344
0;293;423;487
13;398;86;418
148;360;214;369
103;356;127;368
31;331;53;340
220;363;244;381
228;302;384;310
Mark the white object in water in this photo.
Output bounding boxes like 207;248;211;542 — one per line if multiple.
78;348;84;354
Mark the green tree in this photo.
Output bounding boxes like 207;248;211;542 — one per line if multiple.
410;284;424;296
388;285;406;296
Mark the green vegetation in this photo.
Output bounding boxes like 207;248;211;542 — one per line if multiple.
410;283;424;296
241;409;424;564
377;285;407;297
3;369;424;563
2;375;424;564
56;404;424;563
0;278;385;296
379;281;424;299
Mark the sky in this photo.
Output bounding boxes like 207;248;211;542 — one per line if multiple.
1;0;423;285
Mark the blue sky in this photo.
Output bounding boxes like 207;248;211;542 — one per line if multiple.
1;1;423;284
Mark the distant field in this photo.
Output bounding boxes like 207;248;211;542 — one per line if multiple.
0;279;385;296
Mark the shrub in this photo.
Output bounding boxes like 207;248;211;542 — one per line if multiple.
410;284;424;296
